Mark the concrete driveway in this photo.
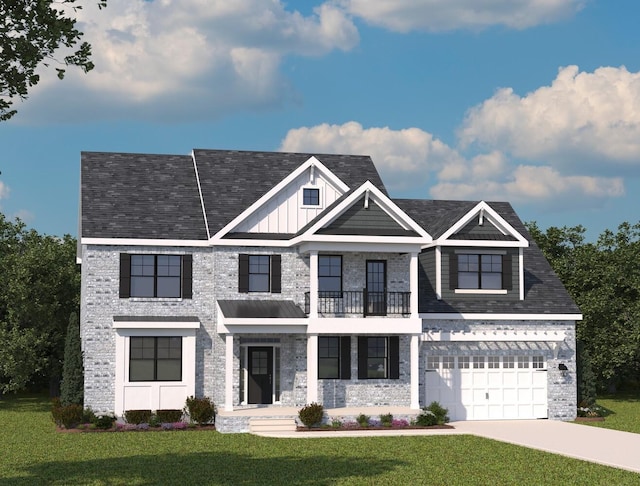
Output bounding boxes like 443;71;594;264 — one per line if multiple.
452;420;640;474
258;420;640;473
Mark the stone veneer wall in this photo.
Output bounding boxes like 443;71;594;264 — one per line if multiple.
420;319;577;421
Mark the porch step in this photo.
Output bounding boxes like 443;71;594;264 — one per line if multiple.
249;418;297;433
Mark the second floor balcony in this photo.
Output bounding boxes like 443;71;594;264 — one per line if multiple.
304;290;411;317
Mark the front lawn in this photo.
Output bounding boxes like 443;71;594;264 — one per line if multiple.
1;394;639;485
581;395;640;434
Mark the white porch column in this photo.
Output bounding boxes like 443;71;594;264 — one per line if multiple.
309;250;319;318
224;333;234;412
410;252;419;318
410;334;420;409
307;334;318;404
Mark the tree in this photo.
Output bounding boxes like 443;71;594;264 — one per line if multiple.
0;213;80;394
0;0;106;121
60;312;83;405
526;221;640;392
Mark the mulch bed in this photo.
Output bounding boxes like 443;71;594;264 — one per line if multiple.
56;425;217;433
574;417;605;422
297;425;454;432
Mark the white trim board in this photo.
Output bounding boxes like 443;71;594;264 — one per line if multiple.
420;313;582;321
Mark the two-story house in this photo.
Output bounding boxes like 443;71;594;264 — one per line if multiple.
79;149;581;432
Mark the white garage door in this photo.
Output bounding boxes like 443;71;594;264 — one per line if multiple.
425;355;548;420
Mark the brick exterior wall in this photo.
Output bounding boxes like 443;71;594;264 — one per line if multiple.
81;244;576;423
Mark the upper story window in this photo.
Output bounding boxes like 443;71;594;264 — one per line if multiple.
458;254;502;289
303;188;320;206
129;336;182;381
239;254;281;293
318;255;342;294
119;254;192;299
450;252;512;292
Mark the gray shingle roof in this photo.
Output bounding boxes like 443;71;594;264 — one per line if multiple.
81;152;208;239
81;149;385;239
397;199;580;315
193;149;386;235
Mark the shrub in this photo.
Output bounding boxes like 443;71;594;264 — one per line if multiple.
94;414;116;430
416;409;437;426
51;400;83;429
149;414;162;428
60;312;84;407
82;407;97;424
417;401;449;426
298;402;324;428
185;396;216;425
330;418;343;428
156;409;183;423
380;413;393;427
356;413;370;427
124;409;153;425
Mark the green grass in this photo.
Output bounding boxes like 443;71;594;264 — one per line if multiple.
1;395;639;485
580;395;640;434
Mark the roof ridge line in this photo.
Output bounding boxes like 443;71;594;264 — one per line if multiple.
191;150;211;239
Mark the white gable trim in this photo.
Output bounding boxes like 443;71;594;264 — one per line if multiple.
210;156;349;242
300;180;432;242
81;238;210;247
438;201;528;247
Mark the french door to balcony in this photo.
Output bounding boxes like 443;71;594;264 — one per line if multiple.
366;260;387;316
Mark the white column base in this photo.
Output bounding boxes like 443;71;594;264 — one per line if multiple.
307;334;318;404
225;334;234;412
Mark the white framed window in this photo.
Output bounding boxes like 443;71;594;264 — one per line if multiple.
532;356;545;369
458;356;470;369
503;356;515;369
301;185;323;208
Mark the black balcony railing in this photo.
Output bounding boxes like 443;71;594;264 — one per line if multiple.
304;290;410;316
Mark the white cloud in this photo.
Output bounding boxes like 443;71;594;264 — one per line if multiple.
16;0;359;123
280;121;626;208
431;164;624;208
279;121;462;191
459;65;640;168
0;181;9;200
339;0;583;32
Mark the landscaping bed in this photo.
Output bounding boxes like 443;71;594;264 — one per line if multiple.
296;424;453;432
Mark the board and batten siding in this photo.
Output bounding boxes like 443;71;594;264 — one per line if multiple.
234;170;344;234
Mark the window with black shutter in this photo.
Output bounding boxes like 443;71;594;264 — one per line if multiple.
238;254;282;293
119;254;192;299
357;336;399;380
318;336;351;379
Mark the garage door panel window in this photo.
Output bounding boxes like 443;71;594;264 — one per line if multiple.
518;356;529;368
503;356;515;368
458;356;470;369
488;356;500;368
532;356;544;368
473;356;485;369
442;356;454;369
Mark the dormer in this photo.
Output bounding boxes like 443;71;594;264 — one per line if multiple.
433;201;528;301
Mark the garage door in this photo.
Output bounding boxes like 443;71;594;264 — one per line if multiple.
425;355;548;420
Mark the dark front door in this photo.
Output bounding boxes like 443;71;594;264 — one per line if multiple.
366;260;387;316
248;347;273;404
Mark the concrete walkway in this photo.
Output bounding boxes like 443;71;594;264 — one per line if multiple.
256;420;640;474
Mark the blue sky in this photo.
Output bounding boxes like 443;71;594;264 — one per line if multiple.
1;0;639;240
